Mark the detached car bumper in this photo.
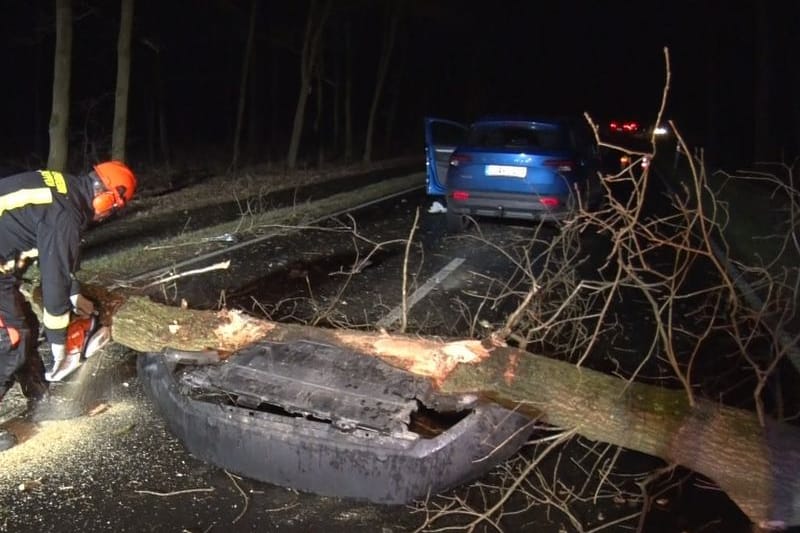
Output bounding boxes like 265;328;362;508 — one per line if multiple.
138;340;532;504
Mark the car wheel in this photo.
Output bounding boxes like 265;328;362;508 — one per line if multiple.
445;210;466;233
137;340;532;504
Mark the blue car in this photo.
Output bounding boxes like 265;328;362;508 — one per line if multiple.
425;116;603;232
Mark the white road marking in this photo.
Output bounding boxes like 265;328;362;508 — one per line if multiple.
376;257;466;328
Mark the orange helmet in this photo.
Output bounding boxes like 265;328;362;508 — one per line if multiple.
92;161;137;219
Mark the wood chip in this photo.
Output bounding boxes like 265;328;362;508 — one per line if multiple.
87;403;111;417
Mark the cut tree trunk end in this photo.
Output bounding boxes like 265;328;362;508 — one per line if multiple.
110;295;799;529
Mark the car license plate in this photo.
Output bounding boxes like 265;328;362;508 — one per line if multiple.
485;165;527;178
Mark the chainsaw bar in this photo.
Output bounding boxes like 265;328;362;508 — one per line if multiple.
83;326;111;358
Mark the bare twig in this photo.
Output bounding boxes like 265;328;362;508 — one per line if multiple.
225;470;250;524
400;207;421;333
134;488;215;497
143;260;232;288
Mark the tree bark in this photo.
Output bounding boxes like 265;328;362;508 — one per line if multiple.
754;2;773;161
343;19;353;162
331;41;340;157
47;0;72;171
286;0;330;170
107;294;800;529
155;50;170;168
141;37;170;167
362;3;399;163
231;0;257;172
111;0;134;162
314;55;325;168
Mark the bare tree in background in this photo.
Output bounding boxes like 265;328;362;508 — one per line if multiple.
754;1;773;161
47;0;72;171
383;33;406;149
287;0;331;169
111;0;134;162
313;52;326;166
231;0;257;172
362;2;400;163
343;18;354;161
149;40;170;168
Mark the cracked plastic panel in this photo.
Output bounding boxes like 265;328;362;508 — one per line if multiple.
178;340;434;438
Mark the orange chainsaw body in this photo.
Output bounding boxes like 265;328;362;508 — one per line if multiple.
49;313;111;382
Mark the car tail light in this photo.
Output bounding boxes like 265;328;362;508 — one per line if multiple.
620;155;649;170
539;197;559;207
610;121;639;133
452;190;470;201
449;154;472;167
543;159;574;172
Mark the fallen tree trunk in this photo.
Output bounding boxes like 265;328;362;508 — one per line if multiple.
109;295;799;529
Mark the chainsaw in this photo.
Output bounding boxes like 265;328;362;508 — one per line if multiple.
46;312;112;382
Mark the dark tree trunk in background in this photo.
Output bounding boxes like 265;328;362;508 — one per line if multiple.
231;0;257;171
789;5;800;159
246;30;260;162
156;53;170;168
384;36;405;150
704;7;721;169
111;0;134;163
363;3;400;163
384;86;398;153
343;19;354;162
269;41;279;160
142;37;170;168
47;0;72;171
795;70;800;160
332;45;340;157
753;2;772;161
287;0;330;170
314;56;325;167
33;6;46;158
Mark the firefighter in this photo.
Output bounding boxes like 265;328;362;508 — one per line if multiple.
0;161;136;451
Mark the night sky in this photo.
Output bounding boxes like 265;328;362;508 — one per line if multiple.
2;0;798;171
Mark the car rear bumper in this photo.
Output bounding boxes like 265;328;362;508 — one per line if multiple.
448;178;602;221
448;190;573;221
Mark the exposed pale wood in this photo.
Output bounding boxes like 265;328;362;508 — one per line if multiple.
110;295;799;528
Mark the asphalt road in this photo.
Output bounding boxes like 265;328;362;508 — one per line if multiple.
0;173;754;532
0;188;553;533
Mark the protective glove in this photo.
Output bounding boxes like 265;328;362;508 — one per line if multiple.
70;294;95;317
47;343;66;380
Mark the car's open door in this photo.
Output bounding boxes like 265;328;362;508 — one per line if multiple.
424;118;468;196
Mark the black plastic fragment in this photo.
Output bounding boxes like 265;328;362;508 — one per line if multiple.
138;339;532;504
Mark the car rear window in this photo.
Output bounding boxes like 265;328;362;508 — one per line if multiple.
466;124;568;151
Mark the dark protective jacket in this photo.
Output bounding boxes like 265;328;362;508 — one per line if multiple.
0;169;95;344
